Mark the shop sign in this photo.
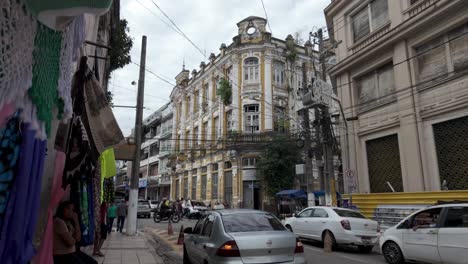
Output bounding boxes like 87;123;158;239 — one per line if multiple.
139;178;147;188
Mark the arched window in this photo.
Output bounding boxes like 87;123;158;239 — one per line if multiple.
244;57;259;83
273;61;285;86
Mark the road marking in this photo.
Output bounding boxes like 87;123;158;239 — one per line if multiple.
339;255;370;264
303;244;373;264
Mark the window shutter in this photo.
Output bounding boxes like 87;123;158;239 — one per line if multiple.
449;24;468;72
353;7;370;41
371;0;389;29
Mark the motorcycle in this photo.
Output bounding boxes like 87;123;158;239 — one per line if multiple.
152;207;180;223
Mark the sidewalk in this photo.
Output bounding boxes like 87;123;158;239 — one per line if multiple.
90;231;164;264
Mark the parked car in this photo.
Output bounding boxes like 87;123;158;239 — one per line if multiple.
380;203;468;264
137;200;151;218
149;200;160;209
183;209;306;264
184;200;208;219
284;206;380;253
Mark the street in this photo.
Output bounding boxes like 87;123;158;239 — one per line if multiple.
137;216;387;264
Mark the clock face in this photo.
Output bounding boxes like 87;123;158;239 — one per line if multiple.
247;26;257;35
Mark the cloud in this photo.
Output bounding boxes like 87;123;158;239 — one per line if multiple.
112;0;330;136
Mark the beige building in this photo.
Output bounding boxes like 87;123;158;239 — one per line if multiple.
325;0;468;194
169;16;319;208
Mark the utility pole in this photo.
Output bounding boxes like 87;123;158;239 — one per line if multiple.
128;35;147;235
302;63;314;206
317;29;336;207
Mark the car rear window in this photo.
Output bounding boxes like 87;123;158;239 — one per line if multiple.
138;202;150;208
222;213;285;233
333;209;366;219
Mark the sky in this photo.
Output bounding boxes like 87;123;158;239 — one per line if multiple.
111;0;331;136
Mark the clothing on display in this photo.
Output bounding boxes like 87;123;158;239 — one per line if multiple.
0;0;36;111
0;124;47;264
0;115;22;221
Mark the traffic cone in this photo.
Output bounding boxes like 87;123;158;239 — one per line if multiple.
177;225;184;245
168;219;174;235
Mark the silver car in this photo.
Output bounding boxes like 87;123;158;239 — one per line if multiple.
183;209;306;264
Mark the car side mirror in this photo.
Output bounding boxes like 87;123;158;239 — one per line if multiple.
184;227;193;234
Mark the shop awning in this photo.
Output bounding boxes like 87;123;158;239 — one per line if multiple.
113;140;136;161
276;189;307;199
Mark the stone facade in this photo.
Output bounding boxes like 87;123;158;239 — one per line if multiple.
325;0;468;193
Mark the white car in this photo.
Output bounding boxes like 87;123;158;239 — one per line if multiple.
284;206;380;253
380;203;468;264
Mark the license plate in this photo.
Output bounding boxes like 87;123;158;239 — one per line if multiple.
361;237;372;243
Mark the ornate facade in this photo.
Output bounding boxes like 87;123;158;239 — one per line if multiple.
169;16;318;208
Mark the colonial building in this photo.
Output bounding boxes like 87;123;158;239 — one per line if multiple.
325;0;468;194
169;16;320;208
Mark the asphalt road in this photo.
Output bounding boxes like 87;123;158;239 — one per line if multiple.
138;216;388;264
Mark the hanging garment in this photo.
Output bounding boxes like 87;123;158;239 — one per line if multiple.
24;0;113;30
32;151;66;264
70;161;95;247
100;148;117;179
27;23;64;137
103;179;115;204
0;114;22;222
0;103;16;129
78;65;124;155
93;160;102;241
0;0;37;111
0;124;47;264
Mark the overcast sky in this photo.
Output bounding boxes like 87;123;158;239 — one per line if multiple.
111;0;330;136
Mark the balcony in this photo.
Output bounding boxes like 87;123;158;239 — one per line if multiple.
404;0;440;20
224;131;296;150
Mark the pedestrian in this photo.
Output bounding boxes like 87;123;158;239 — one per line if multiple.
93;202;107;257
116;200;128;233
53;201;97;264
178;199;184;218
107;201;117;234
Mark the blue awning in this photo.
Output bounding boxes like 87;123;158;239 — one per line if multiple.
276;189;307;199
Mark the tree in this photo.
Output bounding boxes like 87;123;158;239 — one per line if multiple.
109;19;133;74
256;136;301;196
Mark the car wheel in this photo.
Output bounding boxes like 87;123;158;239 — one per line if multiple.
286;225;293;232
322;230;337;249
382;241;405;264
357;245;374;253
183;245;192;264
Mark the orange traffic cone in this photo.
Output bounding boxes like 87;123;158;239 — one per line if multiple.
168;220;174;236
177;225;184;245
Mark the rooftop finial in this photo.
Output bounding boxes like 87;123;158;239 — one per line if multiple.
182;57;185;71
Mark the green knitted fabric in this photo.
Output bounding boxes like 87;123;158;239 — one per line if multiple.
28;23;63;136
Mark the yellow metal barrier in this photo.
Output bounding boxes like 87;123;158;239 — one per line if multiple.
343;191;468;223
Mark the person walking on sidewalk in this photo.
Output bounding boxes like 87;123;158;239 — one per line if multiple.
116;200;128;233
107;202;117;234
93;202;107;257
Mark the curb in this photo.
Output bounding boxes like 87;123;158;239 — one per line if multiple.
144;228;183;264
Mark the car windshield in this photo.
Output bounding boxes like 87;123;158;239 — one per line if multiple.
193;202;205;206
222;213;286;233
333;209;367;219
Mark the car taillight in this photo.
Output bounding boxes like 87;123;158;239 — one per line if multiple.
295;238;304;253
216;240;240;257
341;219;351;230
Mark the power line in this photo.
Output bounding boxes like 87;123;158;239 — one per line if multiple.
134;0;182;35
260;0;273;33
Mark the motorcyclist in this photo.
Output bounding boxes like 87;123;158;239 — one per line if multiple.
159;198;171;218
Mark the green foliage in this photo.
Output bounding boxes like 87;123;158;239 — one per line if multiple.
217;77;232;105
256;137;300;196
109;19;133;74
105;90;114;106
